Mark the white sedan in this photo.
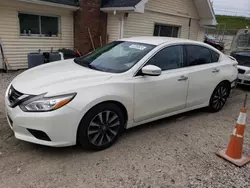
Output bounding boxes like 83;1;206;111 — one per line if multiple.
5;37;238;150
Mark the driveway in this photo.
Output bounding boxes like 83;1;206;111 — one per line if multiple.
0;71;250;188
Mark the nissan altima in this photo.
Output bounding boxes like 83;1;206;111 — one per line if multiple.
5;37;238;150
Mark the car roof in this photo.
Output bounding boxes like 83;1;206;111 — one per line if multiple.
118;36;203;46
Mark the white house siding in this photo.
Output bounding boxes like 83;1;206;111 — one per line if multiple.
107;14;120;43
197;27;206;42
145;0;199;19
123;11;200;41
107;0;205;42
0;0;74;70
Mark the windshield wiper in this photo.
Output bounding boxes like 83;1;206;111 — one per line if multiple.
88;64;100;71
74;57;89;67
74;57;102;71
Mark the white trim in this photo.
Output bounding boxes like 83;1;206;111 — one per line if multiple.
199;19;217;27
206;0;217;25
193;0;217;26
17;0;80;10
134;0;148;13
206;0;216;21
101;7;135;12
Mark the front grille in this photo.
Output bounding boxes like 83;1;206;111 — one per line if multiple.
238;69;246;74
8;86;23;107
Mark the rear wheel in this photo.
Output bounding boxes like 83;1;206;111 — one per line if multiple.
77;103;125;150
209;82;230;112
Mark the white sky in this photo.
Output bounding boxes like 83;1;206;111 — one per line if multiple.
212;0;250;16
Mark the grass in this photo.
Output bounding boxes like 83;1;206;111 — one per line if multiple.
217;15;250;29
207;15;250;35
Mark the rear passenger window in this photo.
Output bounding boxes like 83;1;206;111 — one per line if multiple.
210;50;220;62
186;45;211;66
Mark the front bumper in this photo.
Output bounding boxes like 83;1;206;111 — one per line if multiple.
5;99;80;147
231;79;237;89
237;74;250;85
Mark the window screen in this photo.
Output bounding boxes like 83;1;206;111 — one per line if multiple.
186;45;212;66
146;45;184;71
153;24;179;38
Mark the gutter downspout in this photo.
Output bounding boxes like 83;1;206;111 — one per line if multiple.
119;13;125;39
188;18;192;39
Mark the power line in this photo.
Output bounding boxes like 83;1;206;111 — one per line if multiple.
214;8;250;14
215;6;250;12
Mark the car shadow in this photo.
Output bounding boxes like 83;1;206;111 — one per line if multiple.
124;107;208;136
237;84;250;92
22;107;208;156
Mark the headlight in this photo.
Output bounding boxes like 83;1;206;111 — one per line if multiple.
20;93;76;112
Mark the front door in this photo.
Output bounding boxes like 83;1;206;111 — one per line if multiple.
133;45;189;123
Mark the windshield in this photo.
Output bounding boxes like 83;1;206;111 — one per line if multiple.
74;41;155;73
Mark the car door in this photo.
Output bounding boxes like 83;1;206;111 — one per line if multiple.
185;45;223;108
133;45;189;123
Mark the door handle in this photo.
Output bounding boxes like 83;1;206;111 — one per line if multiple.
178;76;188;81
212;68;220;73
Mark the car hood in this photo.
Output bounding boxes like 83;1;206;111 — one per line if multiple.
11;59;113;95
231;51;250;57
231;50;250;67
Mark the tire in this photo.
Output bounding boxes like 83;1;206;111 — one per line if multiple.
77;103;125;150
208;82;230;112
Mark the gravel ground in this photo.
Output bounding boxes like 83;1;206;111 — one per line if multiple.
1;71;250;188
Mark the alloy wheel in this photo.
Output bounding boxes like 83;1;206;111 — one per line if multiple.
87;111;120;146
211;85;228;110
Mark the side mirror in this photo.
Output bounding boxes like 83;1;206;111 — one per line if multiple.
141;65;162;76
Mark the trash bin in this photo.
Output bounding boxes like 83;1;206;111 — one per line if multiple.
49;52;61;62
27;53;44;69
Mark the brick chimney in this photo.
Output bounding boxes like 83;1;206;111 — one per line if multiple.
74;0;107;55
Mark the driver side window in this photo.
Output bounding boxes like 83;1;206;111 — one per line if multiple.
146;45;184;71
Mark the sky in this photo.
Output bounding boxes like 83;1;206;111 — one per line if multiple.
212;0;250;17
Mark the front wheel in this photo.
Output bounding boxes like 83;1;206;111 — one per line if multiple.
208;82;230;112
77;103;125;150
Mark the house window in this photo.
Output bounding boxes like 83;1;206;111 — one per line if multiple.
153;24;179;38
19;13;60;37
